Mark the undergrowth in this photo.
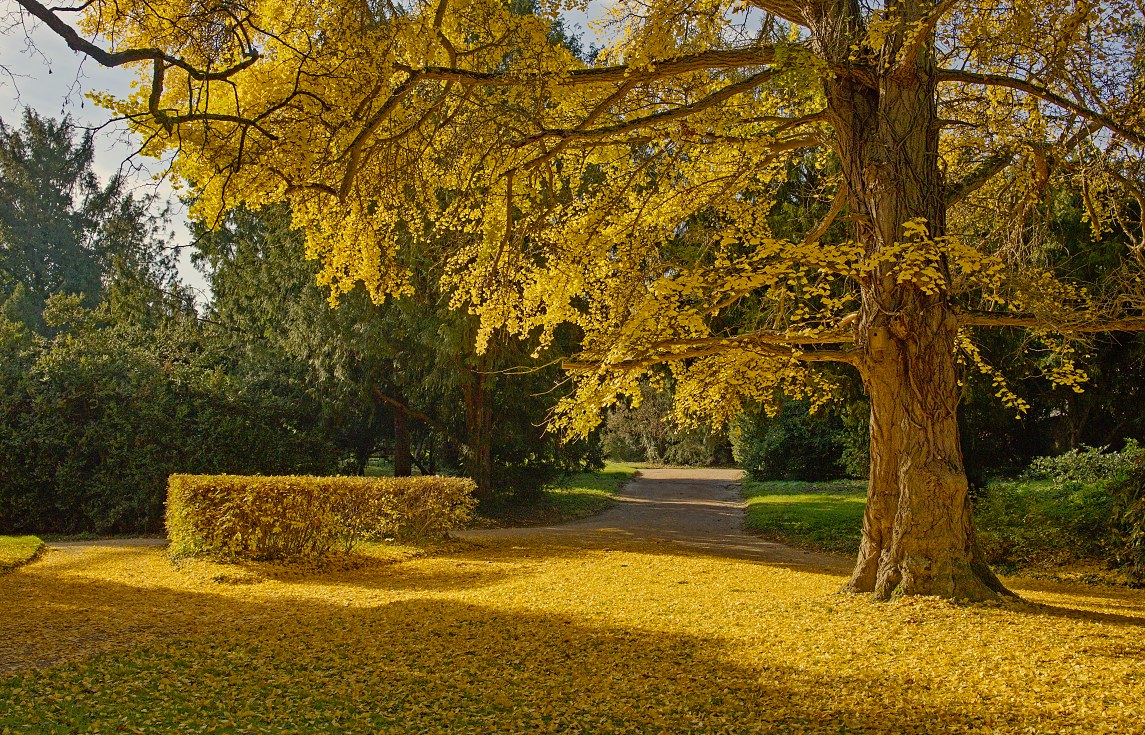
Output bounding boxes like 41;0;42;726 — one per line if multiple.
742;446;1144;585
475;462;637;527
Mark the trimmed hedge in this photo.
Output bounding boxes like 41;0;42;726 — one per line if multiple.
167;474;477;560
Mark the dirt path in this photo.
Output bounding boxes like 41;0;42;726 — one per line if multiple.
460;468;851;572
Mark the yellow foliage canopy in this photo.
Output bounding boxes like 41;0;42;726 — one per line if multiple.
39;0;1140;430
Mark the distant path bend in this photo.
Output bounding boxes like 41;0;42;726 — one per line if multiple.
462;468;850;570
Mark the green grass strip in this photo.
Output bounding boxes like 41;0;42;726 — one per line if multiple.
0;535;45;572
741;480;866;554
542;462;638;521
479;462;638;527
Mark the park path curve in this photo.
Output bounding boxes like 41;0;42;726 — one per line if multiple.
461;467;851;572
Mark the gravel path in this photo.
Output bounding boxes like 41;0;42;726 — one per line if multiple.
460;467;851;571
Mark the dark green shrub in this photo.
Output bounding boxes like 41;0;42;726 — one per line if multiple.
975;479;1115;568
976;441;1145;575
733;401;866;481
0;299;339;535
1023;441;1143;486
1109;458;1145;582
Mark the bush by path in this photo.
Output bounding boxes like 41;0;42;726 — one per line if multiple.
743;453;1145;585
167;474;477;560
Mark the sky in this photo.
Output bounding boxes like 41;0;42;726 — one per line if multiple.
0;16;214;303
0;2;609;307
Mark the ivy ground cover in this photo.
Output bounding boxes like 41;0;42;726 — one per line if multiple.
1;537;1143;734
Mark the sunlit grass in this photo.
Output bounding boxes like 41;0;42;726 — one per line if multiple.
2;526;1143;733
0;536;44;572
742;480;866;554
542;461;639;518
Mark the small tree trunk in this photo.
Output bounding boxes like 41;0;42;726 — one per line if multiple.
461;366;494;500
393;406;412;477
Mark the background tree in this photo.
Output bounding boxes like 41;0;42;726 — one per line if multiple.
12;0;1145;600
194;203;600;501
0;295;340;534
602;383;732;465
0;113;339;534
0;109;177;332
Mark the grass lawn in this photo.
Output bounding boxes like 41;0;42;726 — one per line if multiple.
476;461;637;527
0;536;44;572
741;479;867;554
2;532;1144;733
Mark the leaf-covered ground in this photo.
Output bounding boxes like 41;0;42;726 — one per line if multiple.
2;508;1144;733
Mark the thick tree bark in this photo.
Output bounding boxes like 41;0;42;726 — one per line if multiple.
847;304;1010;600
818;1;1013;599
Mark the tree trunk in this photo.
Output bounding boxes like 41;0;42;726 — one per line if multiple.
461;365;494;500
393;404;412;477
846;304;1011;600
818;2;1013;599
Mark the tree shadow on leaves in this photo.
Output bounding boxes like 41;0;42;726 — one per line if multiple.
4;594;1137;735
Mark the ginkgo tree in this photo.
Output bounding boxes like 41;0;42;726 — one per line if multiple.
12;0;1145;599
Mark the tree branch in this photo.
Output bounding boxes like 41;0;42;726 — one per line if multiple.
373;387;470;452
893;0;960;74
742;0;822;27
15;0;258;81
516;69;780;147
564;329;859;372
395;47;781;88
957;311;1145;332
338;72;421;199
944;147;1016;206
802;180;847;245
937;69;1144;146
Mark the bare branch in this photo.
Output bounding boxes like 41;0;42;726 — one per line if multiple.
15;0;258;81
48;0;93;11
937;69;1145;147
